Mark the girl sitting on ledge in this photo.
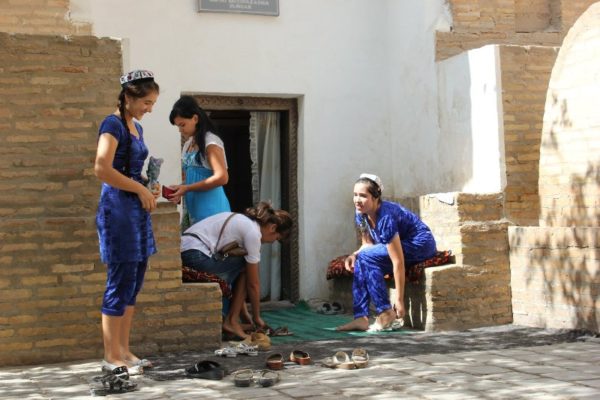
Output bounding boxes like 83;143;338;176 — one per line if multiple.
336;173;437;332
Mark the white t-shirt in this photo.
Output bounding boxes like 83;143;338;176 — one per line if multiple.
181;212;262;264
181;132;228;169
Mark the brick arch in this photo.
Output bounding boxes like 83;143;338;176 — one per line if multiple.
539;2;600;227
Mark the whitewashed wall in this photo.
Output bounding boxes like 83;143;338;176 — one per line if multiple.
436;45;506;193
70;0;503;300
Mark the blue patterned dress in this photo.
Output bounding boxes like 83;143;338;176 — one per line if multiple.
96;115;157;264
351;201;436;318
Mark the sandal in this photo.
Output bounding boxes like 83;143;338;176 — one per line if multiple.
234;343;259;356
289;349;311;365
271;326;294;336
232;369;254;387
266;353;284;370
351;348;369;368
214;347;237;357
255;369;279;387
321;351;355;369
185;360;226;380
90;366;137;396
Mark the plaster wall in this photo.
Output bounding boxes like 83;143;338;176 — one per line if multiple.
436;45;506;194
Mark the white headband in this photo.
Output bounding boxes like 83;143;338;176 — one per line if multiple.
359;173;384;193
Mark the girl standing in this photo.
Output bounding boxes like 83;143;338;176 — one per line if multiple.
94;69;159;376
167;95;230;224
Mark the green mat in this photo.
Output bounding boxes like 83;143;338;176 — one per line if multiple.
261;301;411;344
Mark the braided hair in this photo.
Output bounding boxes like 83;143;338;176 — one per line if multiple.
117;80;160;176
169;95;221;165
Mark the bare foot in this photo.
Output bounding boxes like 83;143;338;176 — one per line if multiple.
336;317;369;331
376;308;396;328
222;320;249;339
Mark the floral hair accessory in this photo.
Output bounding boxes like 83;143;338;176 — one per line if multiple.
359;173;384;193
119;69;154;87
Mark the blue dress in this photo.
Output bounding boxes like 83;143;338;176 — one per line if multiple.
96;115;157;264
182;145;230;225
351;201;436;318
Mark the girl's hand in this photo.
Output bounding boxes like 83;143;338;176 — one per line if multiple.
344;254;356;272
168;184;187;204
393;299;406;319
137;186;157;212
151;183;161;199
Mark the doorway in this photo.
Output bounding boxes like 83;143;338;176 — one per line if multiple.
192;95;299;302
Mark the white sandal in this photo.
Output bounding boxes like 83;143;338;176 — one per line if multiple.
214;347;237;357
234;343;259;356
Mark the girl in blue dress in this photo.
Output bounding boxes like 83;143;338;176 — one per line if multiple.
166;95;230;224
94;70;159;377
337;174;437;332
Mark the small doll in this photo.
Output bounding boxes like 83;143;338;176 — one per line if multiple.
146;156;163;192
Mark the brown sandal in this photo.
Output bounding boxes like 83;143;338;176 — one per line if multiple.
289;349;311;365
266;353;284;370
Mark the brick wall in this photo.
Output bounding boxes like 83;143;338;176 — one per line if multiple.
0;32;221;367
509;3;600;333
500;45;559;226
0;0;90;35
437;0;595;60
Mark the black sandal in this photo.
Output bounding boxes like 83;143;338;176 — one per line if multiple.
185;360;226;380
90;366;137;396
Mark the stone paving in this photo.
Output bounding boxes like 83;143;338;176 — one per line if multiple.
1;325;599;399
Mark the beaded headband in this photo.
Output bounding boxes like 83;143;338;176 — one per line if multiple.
119;69;154;87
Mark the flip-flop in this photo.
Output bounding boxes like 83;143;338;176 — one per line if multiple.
266;353;284;370
317;302;333;314
232;369;254;387
90;366;137;396
367;318;404;332
351;348;369;369
234;343;259;356
130;358;153;368
185;360;226;380
289;350;311;365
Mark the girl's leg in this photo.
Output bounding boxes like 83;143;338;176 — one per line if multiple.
223;271;249;339
358;245;394;315
121;261;148;364
102;314;125;365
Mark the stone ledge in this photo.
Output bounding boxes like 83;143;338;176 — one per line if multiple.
329;263;512;332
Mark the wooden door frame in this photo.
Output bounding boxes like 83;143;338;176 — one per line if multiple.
191;94;300;302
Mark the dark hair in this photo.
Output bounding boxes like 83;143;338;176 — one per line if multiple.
117;80;160;176
355;177;382;199
169;95;220;165
244;201;293;242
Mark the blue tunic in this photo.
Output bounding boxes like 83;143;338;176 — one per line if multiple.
95;115;157;264
354;200;436;265
182;149;230;224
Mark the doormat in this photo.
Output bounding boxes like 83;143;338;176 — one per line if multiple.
261;301;412;344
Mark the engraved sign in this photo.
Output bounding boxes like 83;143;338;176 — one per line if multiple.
197;0;279;16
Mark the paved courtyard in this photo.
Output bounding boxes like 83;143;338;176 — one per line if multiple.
1;325;599;399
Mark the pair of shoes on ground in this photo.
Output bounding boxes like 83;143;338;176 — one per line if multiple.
91;363;137;396
215;343;259;357
233;369;280;388
321;348;369;369
266;349;311;370
186;360;227;380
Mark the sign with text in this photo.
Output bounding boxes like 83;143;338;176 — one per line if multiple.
197;0;279;16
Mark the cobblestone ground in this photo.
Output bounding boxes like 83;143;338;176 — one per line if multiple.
1;325;599;399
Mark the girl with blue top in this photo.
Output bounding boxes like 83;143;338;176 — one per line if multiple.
94;70;160;379
166;96;230;224
337;174;437;332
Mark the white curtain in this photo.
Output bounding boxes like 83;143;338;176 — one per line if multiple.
249;112;281;300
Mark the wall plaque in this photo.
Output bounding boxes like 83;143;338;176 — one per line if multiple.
197;0;279;16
